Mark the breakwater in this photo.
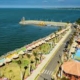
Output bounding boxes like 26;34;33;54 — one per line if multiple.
19;20;71;27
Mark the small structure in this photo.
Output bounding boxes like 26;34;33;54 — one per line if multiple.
19;17;26;25
45;36;51;41
5;58;12;63
5;54;13;63
12;52;19;59
21;17;25;22
26;45;32;51
0;58;5;67
62;60;80;79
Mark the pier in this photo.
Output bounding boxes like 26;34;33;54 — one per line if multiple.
19;18;71;27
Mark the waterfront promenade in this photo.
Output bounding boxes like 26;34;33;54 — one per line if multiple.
25;25;72;80
19;20;70;27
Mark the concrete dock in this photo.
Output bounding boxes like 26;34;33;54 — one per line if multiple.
19;20;71;27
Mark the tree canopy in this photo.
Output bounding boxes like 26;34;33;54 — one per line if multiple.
76;18;80;25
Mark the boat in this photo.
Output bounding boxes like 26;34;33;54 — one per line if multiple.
38;21;46;26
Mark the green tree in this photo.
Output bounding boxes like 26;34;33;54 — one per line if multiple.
76;18;80;25
54;32;57;43
54;31;59;43
39;52;43;61
16;60;23;80
33;52;39;66
26;54;31;75
58;26;62;31
22;60;28;79
26;54;31;59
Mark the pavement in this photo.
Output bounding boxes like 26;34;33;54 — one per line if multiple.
25;26;73;80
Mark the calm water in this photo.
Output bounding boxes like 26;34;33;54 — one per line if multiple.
0;8;80;55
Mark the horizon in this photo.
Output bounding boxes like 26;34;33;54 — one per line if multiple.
0;6;80;9
0;0;80;8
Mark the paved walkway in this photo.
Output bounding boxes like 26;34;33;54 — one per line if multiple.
25;26;72;80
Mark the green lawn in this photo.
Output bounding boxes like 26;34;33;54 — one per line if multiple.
0;55;34;80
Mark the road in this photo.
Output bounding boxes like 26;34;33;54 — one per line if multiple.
37;28;74;80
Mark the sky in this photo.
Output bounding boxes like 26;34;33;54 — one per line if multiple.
0;0;80;8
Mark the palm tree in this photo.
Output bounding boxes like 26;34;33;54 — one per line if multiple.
26;54;31;75
39;52;43;62
16;60;23;80
26;54;31;59
54;31;58;43
76;18;80;25
54;32;57;43
30;60;34;72
22;60;29;79
58;26;62;31
23;66;28;79
33;52;39;66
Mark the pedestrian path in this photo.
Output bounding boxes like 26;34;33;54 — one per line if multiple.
41;69;53;75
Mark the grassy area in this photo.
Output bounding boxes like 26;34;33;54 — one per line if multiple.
0;52;44;80
0;62;21;80
0;56;30;80
33;43;51;54
39;43;51;54
0;30;66;80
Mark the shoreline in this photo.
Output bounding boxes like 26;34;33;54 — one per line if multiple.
0;31;56;59
0;25;70;60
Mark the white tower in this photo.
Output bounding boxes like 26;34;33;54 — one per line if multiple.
21;17;25;21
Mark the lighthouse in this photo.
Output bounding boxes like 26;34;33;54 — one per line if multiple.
21;17;25;22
